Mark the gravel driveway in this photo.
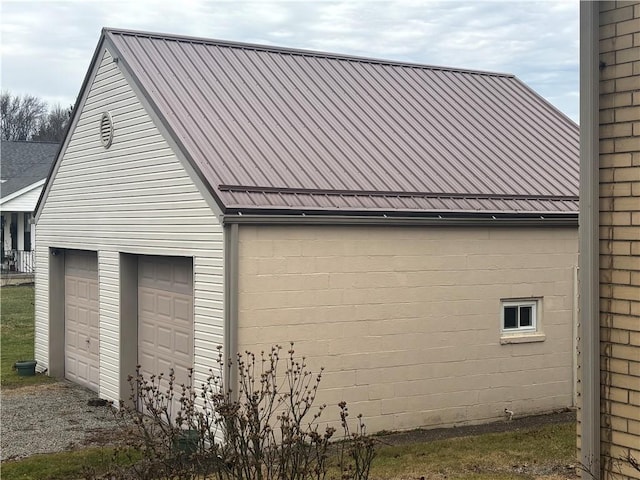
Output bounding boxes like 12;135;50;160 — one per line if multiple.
1;380;123;461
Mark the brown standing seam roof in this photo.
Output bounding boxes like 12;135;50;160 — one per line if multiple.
105;28;579;217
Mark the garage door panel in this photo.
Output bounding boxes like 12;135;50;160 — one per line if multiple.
174;266;191;289
157;326;172;349
66;278;77;297
157;295;172;315
139;351;155;367
77;281;88;300
65;251;99;392
174;298;191;322
174;332;190;356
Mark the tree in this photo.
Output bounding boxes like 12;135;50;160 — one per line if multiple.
0;91;48;141
32;104;72;142
1;91;71;142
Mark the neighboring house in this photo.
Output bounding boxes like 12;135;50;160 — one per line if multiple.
579;2;640;479
0;140;59;273
35;28;580;433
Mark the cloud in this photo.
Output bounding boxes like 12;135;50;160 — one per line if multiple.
0;0;578;122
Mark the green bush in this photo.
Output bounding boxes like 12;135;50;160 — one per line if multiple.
90;344;374;480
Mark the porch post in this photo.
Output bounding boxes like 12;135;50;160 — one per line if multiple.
31;223;36;252
16;212;25;251
3;216;10;252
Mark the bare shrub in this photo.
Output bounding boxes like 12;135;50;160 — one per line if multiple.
88;344;375;480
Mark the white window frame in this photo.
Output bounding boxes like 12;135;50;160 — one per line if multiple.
501;299;538;334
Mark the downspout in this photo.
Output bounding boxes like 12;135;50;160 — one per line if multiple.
573;264;579;407
579;1;600;477
223;223;239;397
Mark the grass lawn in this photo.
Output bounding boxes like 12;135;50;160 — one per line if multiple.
1;284;53;388
1;422;578;480
372;422;577;479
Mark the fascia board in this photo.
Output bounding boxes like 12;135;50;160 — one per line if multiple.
223;213;578;227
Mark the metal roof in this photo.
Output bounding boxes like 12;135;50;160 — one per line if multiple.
105;28;579;217
1;141;59;198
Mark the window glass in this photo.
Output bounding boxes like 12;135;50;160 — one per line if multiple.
504;306;517;329
520;306;532;327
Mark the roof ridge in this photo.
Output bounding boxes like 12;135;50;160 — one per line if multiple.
104;27;515;78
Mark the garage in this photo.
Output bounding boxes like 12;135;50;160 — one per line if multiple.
65;250;100;391
138;256;194;386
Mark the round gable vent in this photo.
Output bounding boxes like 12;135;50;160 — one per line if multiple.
99;111;114;148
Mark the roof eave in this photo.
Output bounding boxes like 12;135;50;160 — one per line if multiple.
222;210;579;227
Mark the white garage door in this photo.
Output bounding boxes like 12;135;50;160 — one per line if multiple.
138;256;194;389
65;250;100;391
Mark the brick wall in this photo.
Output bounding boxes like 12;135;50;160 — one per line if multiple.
237;224;577;433
599;2;640;478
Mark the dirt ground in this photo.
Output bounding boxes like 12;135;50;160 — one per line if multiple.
377;408;576;446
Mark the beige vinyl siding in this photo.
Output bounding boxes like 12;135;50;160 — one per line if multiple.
237;224;578;433
35;49;224;403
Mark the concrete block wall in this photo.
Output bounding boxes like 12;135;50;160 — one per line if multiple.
598;2;640;478
237;224;577;433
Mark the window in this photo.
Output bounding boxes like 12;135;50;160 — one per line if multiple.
500;299;544;344
501;300;538;333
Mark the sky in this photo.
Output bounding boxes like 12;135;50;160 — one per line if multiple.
0;0;579;123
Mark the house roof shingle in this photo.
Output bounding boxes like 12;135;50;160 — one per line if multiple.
1;140;59;199
105;29;579;217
